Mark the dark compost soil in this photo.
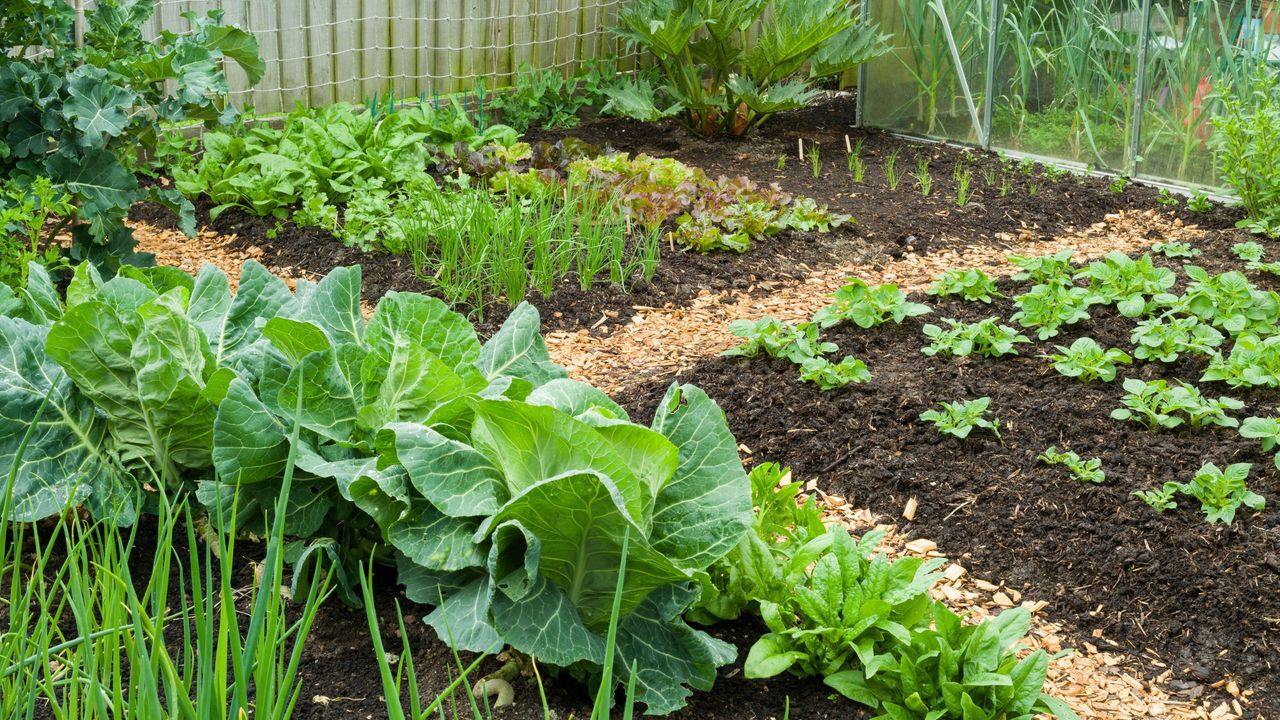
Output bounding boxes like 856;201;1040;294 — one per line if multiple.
131;95;1246;336
614;224;1280;717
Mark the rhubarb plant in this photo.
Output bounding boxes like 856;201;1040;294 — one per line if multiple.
811;278;930;329
922;318;1030;358
919;397;1001;440
928;268;1002;303
1110;378;1242;429
1043;337;1132;382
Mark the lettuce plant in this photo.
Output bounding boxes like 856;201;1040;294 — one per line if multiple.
928;268;1002;303
1130;314;1224;363
1043;337;1132;382
1008;248;1075;285
922;318;1030;358
824;604;1077;720
1202;334;1280;389
1;260;753;713
1076;252;1176;317
1038;446;1105;484
1011;282;1094;339
609;0;886;136
723;317;836;364
799;356;871;390
1110;378;1242;430
812;278;931;329
919;397;1001;440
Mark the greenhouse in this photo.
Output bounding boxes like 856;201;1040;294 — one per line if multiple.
1;1;1277;719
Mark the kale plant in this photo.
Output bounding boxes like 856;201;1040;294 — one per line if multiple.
811;278;930;329
1110;378;1242;429
928;268;1002;303
919;397;1001;440
922;317;1030;358
1043;337;1132;382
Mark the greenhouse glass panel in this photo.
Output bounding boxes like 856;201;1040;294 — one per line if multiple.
862;0;994;144
1136;1;1280;187
988;0;1145;173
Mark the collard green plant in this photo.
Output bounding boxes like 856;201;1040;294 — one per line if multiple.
922;318;1030;358
609;0;887;136
1130;314;1224;363
1110;378;1242;430
0;0;263;269
1011;282;1093;340
723;317;836;364
811;278;931;329
824;604;1077;720
1043;337;1131;383
928;268;1001;303
1076;252;1175;317
2;259;753;713
1038;446;1105;484
919;397;1000;440
799;356;871;390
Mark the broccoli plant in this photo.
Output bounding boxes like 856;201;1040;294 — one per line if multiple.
1043;337;1132;382
1151;241;1200;259
1011;282;1094;339
1076;252;1176;317
723;317;835;364
811;278;930;329
1008;248;1075;285
1240;416;1280;469
1130;314;1224;363
1038;446;1105;484
1110;378;1243;429
919;397;1001;440
1202;334;1280;389
1175;266;1280;336
1182;463;1265;524
922;318;1030;358
1232;241;1266;263
799;356;871;390
928;268;1001;303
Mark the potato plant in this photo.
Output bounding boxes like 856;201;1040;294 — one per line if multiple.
928;268;1002;303
922;317;1030;358
1011;282;1094;339
919;397;1001;440
1038;446;1105;484
1043;337;1132;382
811;278;931;329
1076;252;1175;317
1110;378;1242;430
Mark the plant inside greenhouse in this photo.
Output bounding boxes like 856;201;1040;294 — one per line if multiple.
3;0;1279;718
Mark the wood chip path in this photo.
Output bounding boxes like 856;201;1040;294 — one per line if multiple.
132;209;1249;719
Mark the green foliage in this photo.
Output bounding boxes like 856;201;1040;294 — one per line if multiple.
1008;248;1075;285
1133;482;1182;512
824;604;1076;720
489;59;616;132
610;0;887;136
799;356;872;390
689;463;826;625
1134;464;1264;524
919;397;1001;440
1108;175;1130;193
1202;334;1280;389
1232;241;1266;262
1;260;752;713
1110;378;1242;430
743;528;945;680
922;318;1030;358
1076;252;1175;317
1129;314;1224;363
1240;416;1280;470
1174;266;1280;336
1212;69;1280;238
1038;446;1105;484
0;177;74;288
911;156;932;196
1011;282;1093;340
1186;189;1213;213
723;317;836;364
1043;337;1131;382
1156;189;1180;207
955;167;972;207
928;268;1001;303
811;278;931;329
0;1;262;269
885;149;901;189
1150;241;1200;259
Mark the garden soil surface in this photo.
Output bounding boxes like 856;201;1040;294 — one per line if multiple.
112;98;1273;719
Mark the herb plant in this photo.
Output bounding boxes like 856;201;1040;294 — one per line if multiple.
1110;378;1243;429
1038;446;1105;484
610;0;886;136
799;356;872;390
1043;337;1132;382
811;278;931;329
922;317;1030;358
928;267;1002;302
919;397;1001;440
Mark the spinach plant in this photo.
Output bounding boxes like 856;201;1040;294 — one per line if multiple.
1110;378;1242;429
922;318;1030;358
1038;446;1105;484
919;397;1001;440
811;278;931;329
610;0;887;136
928;268;1002;303
1043;337;1132;382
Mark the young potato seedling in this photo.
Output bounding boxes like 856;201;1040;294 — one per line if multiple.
1038;446;1105;484
1042;337;1132;382
1130;314;1224;363
723;317;836;364
920;397;1001;440
1008;248;1075;285
922;318;1030;358
1110;378;1243;430
928;267;1002;302
1011;282;1094;339
1151;241;1200;258
1232;241;1265;262
799;356;871;390
811;278;931;329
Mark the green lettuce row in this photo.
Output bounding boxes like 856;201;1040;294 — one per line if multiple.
0;260;751;714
